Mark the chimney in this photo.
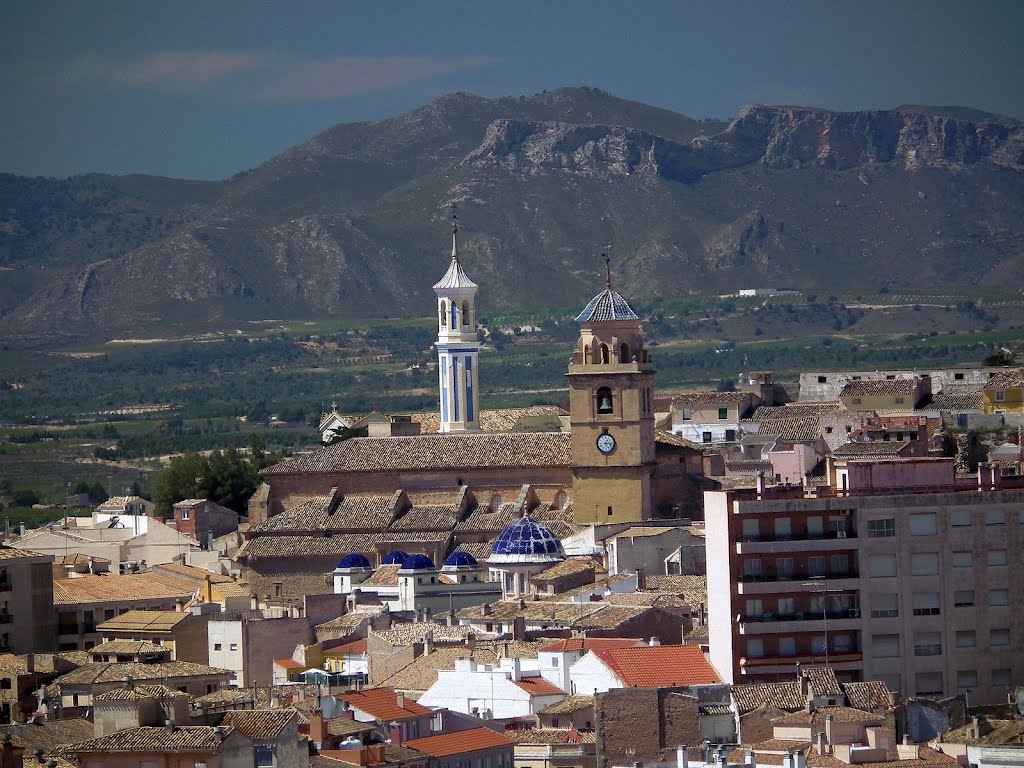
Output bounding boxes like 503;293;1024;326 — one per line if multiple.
782;752;794;768
649;637;660;647
165;719;176;735
795;661;802;681
480;603;491;616
466;632;476;651
396;692;406;710
512;616;526;640
756;471;766;498
389;721;403;747
816;731;826;755
746;750;755;766
308;709;326;747
25;654;34;674
825;715;834;753
636;567;646;591
676;745;688;768
424;630;434;655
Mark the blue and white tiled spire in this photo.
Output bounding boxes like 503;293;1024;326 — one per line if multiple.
433;207;480;433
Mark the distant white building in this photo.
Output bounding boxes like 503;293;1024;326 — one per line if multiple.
418;656;565;719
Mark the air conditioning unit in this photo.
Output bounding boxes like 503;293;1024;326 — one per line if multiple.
849;608;861;618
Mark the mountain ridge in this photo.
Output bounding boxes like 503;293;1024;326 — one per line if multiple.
2;87;1022;339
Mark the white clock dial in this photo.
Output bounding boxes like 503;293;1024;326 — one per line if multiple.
596;432;616;454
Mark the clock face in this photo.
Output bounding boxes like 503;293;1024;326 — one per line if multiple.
596;432;616;454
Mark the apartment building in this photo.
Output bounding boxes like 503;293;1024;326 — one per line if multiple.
706;457;1023;705
0;546;55;654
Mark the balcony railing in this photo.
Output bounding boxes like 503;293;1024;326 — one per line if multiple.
739;608;861;624
914;645;942;657
740;570;859;583
739;530;856;543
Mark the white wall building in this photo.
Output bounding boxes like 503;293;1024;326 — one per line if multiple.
418;657;565;719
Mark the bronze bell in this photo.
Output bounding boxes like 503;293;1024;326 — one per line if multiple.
598;394;613;413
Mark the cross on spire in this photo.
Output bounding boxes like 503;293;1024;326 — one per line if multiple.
451;203;459;262
604;253;611;290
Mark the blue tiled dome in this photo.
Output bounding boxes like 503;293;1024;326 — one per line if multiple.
487;516;566;564
399;554;436;571
381;551;410;566
335;553;371;570
443;551;479;569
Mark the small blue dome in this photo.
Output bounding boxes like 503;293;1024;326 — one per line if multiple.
381;551;410;565
398;554;436;571
488;516;566;564
443;551;479;569
335;553;371;570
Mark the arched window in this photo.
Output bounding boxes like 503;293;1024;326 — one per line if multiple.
489;494;503;512
596;386;614;415
620;343;630;363
461;300;470;328
553;490;567;510
600;344;610;364
583;344;590;363
440;301;448;329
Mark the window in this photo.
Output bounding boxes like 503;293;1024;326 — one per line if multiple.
776;558;795;579
950;509;972;527
718;407;728;420
852;398;862;405
777;597;795;615
912;592;940;616
725;429;736;441
953;590;975;607
990;628;1010;647
551;657;558;667
229;643;238;652
214;643;222;651
746;638;764;658
868;554;897;577
895;397;905;404
742;519;760;540
871;593;899;618
830;554;849;576
867;518;895;538
619;342;630;363
682;407;693;421
987;550;1008;567
808;556;827;577
607;506;613;517
911;553;939;576
913;632;941;656
956;670;978;690
909;514;937;536
985;508;1006;526
992;669;1011;687
702;432;712;444
915;672;943;696
871;634;900;658
955;630;975;648
0;678;9;690
995;390;1006;402
818;376;827;383
599;344;610;364
833;634;852;653
811;636;827;655
439;301;447;328
952;552;972;568
743;559;762;579
180;509;190;520
596;387;613;415
778;636;796;656
989;589;1009;607
774;517;792;539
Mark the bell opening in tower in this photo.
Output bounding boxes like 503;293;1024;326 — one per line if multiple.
596;387;614;415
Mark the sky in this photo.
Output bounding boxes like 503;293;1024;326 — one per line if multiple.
2;0;1023;180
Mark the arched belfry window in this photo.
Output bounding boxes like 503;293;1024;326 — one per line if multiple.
600;344;610;364
440;301;448;329
489;494;503;512
553;490;567;510
461;300;470;328
620;343;630;363
596;386;614;415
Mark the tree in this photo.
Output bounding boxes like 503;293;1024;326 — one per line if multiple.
984;349;1016;367
152;448;260;517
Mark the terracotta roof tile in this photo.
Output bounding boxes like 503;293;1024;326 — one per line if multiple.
673;391;753;406
510;676;564;696
530;558;598;583
772;706;886;725
538;638;641;653
219;709;297;739
89;640;169;656
509;728;596;745
324;638;368;656
96;610;193;633
61;726;232;753
0;546;49;559
405;727;512;757
263;433;570;476
336;688;432;721
590;645;721;688
51;661;233;687
94;684;190;702
841;379;920;397
983;368;1024;390
832;440;912;457
53;574;194;605
841;681;892;710
929;390;983;410
0;719;95;752
538;695;594;715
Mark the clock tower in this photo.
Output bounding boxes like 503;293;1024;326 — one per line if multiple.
567;261;656;524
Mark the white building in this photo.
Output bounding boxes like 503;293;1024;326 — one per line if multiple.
418;656;565;719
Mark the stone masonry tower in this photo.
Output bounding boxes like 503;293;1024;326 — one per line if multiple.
567;258;656;524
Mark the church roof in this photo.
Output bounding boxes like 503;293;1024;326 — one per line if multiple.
575;289;640;323
262;432;571;476
433;249;478;291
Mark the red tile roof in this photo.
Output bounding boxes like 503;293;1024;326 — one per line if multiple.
336;688;431;721
324;638;368;656
511;676;564;696
404;727;512;757
274;658;305;670
538;638;643;653
590;645;721;688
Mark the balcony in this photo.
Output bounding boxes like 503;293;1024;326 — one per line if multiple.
738;571;860;594
739;652;864;675
738;609;862;634
736;531;858;554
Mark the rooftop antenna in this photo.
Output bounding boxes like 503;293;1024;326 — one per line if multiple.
604;253;611;290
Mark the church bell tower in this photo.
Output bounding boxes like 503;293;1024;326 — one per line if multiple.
567;258;656;524
433;209;481;433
